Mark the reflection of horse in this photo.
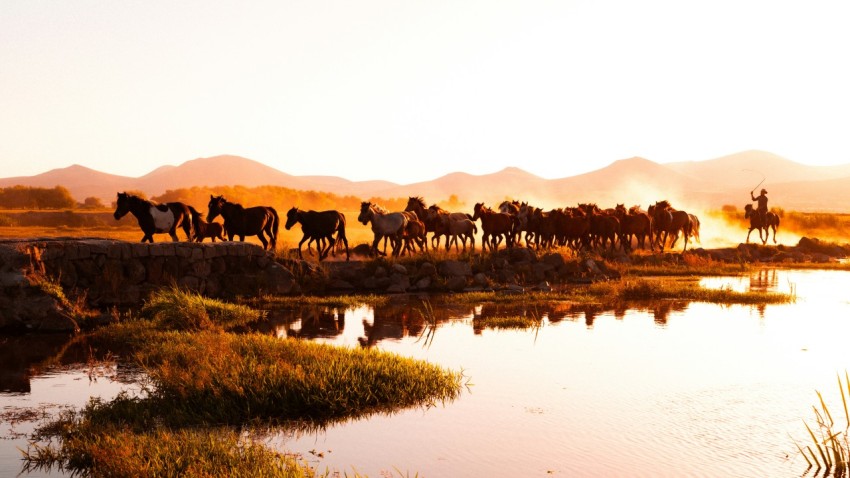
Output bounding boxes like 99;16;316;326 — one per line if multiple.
472;202;515;251
284;207;350;260
113;192;193;243
207;195;279;250
358;202;408;256
189;206;225;242
744;204;779;244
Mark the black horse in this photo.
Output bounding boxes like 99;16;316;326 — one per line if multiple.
113;192;193;243
284;207;350;261
206;195;279;250
744;204;780;244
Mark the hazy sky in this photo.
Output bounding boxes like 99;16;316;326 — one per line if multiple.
2;1;850;184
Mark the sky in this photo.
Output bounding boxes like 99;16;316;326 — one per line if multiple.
2;0;850;184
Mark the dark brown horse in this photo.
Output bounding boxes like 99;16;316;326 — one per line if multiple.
744;204;779;244
472;203;515;252
615;204;653;251
189;206;225;242
207;195;279;250
284;207;349;261
648;200;691;252
113;192;193;243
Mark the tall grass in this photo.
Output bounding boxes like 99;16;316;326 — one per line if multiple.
795;372;850;473
141;286;266;331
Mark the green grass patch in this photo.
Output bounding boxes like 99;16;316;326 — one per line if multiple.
141;286;266;331
587;278;792;304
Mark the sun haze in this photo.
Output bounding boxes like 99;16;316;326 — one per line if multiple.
2;1;849;183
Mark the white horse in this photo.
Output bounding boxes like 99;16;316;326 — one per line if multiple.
358;202;409;256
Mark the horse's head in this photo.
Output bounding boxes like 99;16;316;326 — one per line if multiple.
285;207;300;230
744;204;753;218
656;200;671;210
357;202;372;225
113;192;131;220
472;203;485;220
207;195;226;222
406;196;425;212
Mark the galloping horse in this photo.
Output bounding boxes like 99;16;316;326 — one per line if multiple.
744;204;780;244
648;200;691;252
358;202;409;257
472;203;515;252
285;207;349;260
615;204;653;251
188;206;225;242
113;192;193;243
207;195;279;250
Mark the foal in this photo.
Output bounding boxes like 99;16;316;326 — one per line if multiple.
189;207;226;242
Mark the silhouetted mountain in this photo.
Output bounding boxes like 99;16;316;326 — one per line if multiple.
2;151;850;211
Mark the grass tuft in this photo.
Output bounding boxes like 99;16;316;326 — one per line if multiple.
141;286;266;331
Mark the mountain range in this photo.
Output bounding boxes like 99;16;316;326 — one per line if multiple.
3;150;850;212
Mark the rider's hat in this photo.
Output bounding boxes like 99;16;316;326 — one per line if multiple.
761;188;767;194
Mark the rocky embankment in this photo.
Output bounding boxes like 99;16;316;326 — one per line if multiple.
1;237;846;332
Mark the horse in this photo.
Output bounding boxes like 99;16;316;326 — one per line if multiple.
358;202;409;257
207;195;279;250
406;197;471;248
579;203;620;252
438;215;477;252
113;192;193;243
648;200;691;252
744;204;780;244
615;204;653;251
472;203;515;252
188;206;225;242
284;207;350;261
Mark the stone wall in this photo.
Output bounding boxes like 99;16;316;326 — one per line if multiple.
0;239;297;332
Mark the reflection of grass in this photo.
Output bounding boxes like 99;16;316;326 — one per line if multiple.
795;372;850;473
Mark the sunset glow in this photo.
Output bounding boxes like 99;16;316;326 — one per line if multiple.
2;1;850;183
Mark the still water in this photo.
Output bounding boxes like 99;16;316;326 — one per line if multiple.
3;269;850;477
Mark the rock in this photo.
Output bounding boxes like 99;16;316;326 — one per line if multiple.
439;260;472;277
445;276;468;291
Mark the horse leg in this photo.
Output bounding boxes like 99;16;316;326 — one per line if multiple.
297;234;310;259
257;233;268;250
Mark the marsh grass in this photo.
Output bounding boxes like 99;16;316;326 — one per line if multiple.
249;293;390;309
141;286;266;331
29;273;98;330
24;415;317;477
472;314;543;330
795;372;850;474
588;278;792;304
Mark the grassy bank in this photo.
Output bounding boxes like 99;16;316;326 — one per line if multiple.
24;289;465;476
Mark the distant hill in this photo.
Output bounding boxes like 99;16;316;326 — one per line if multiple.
2;151;850;212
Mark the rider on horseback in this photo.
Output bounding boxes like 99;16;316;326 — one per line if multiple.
750;188;768;223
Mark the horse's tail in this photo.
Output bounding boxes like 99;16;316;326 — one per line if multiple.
337;212;350;260
269;207;280;249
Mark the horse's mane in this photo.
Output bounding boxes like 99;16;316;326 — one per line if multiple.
366;202;390;214
656;200;672;210
409;196;426;209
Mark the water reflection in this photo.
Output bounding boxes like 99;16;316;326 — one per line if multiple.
6;268;850;478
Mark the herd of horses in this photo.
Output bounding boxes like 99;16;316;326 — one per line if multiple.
112;192;781;261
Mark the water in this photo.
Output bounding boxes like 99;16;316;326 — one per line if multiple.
3;269;850;477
